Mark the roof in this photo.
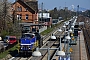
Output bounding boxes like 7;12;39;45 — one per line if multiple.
23;32;33;34
26;1;38;12
19;23;45;26
13;0;38;13
9;36;16;38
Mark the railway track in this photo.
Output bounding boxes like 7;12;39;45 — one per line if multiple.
9;32;60;60
4;16;77;60
9;18;76;60
9;23;65;60
9;19;63;60
30;28;65;60
9;18;77;60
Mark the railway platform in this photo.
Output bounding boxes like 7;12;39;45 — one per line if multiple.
70;30;88;60
52;30;88;60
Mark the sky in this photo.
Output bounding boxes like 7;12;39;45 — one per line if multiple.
9;0;90;10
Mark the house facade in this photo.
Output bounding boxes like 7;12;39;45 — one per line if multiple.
38;12;52;27
10;0;38;23
10;0;40;32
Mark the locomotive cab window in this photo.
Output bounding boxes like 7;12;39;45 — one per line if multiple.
22;33;35;38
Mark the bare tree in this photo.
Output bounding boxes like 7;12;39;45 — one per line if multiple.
0;0;14;36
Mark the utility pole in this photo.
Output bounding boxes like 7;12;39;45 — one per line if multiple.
77;5;79;16
41;2;43;23
65;2;67;20
39;2;43;48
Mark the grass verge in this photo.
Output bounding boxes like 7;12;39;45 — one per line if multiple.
40;20;65;35
0;44;18;59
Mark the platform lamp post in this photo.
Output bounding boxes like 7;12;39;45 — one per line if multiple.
52;28;66;60
71;25;75;43
69;28;73;43
63;25;66;29
71;23;75;35
65;31;71;60
56;28;65;60
68;28;75;52
63;24;67;37
69;28;73;33
62;25;67;52
68;28;73;44
32;47;65;60
32;29;65;60
56;28;63;51
71;25;74;32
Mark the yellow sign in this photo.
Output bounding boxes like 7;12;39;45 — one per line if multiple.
72;37;74;40
70;48;73;52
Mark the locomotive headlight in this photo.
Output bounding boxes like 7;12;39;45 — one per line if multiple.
21;48;23;49
21;45;23;49
28;46;30;49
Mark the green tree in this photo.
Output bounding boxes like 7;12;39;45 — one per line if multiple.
49;7;72;20
0;0;16;36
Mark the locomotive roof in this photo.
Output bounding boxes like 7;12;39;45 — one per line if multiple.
22;33;35;35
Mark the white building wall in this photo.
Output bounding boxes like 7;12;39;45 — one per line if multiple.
39;26;47;33
38;13;50;18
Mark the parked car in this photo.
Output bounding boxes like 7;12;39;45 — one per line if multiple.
4;36;17;44
0;41;8;48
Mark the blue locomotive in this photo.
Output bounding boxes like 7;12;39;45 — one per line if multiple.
18;32;39;55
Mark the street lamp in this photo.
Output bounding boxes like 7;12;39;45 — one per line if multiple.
50;34;56;40
63;25;67;52
71;25;74;30
55;28;65;59
57;28;62;32
65;32;71;60
69;28;72;33
32;29;65;60
32;48;41;57
63;25;67;35
57;28;62;51
56;50;65;56
65;32;71;40
32;47;65;60
70;25;78;45
63;25;66;30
